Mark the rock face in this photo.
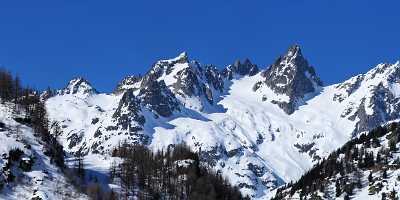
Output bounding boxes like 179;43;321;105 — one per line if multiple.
139;78;180;117
335;62;400;135
112;89;146;131
257;45;322;114
114;75;142;94
60;77;98;97
204;65;224;92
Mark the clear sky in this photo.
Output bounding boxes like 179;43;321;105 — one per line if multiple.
1;0;399;92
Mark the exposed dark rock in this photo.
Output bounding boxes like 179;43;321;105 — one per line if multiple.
352;83;400;134
114;75;142;94
294;142;315;153
257;45;322;114
204;65;224;92
93;129;102;138
334;75;364;102
203;86;214;104
67;132;84;149
247;163;266;177
198;145;226;167
139;77;180;117
227;147;243;158
91;118;99;125
223;59;259;79
172;67;201;97
113;89;145;130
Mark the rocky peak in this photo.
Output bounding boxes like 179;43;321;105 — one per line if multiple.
60;77;98;97
145;52;190;82
257;45;322;114
223;58;259;79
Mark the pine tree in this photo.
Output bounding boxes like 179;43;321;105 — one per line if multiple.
335;179;341;197
383;169;388;179
390;138;397;152
389;188;398;200
368;172;374;183
76;151;85;179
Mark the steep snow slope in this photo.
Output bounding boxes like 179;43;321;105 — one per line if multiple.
45;46;400;199
273;121;400;200
0;103;86;200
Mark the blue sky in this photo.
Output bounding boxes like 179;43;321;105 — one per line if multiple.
1;0;399;92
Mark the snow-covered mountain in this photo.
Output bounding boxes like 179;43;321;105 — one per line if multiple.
45;45;400;199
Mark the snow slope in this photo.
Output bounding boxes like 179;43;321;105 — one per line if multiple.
0;103;86;200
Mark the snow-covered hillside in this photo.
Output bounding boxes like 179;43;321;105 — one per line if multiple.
45;45;400;199
0;103;86;200
273;121;400;200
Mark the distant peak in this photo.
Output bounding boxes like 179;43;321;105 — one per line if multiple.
258;45;322;114
68;77;88;85
223;58;258;79
61;77;98;96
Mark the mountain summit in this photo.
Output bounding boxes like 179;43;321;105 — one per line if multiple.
60;77;98;97
256;45;322;114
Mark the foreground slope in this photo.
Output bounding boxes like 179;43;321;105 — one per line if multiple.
46;46;400;198
0;103;86;200
273;121;400;200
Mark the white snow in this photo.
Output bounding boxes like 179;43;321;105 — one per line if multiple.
0;103;86;200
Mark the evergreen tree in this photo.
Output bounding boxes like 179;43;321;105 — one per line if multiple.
368;172;374;183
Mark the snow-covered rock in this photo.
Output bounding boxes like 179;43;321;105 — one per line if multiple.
60;77;98;98
255;45;323;114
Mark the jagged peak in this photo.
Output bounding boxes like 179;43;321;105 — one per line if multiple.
223;58;259;79
145;52;192;80
60;77;98;96
285;44;302;58
258;45;322;114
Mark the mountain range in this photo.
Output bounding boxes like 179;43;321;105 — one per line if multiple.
41;45;400;199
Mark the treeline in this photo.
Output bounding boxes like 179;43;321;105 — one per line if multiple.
0;68;22;104
273;123;400;200
110;143;246;200
0;68;64;167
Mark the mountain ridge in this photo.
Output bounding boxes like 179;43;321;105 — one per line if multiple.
45;45;400;199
